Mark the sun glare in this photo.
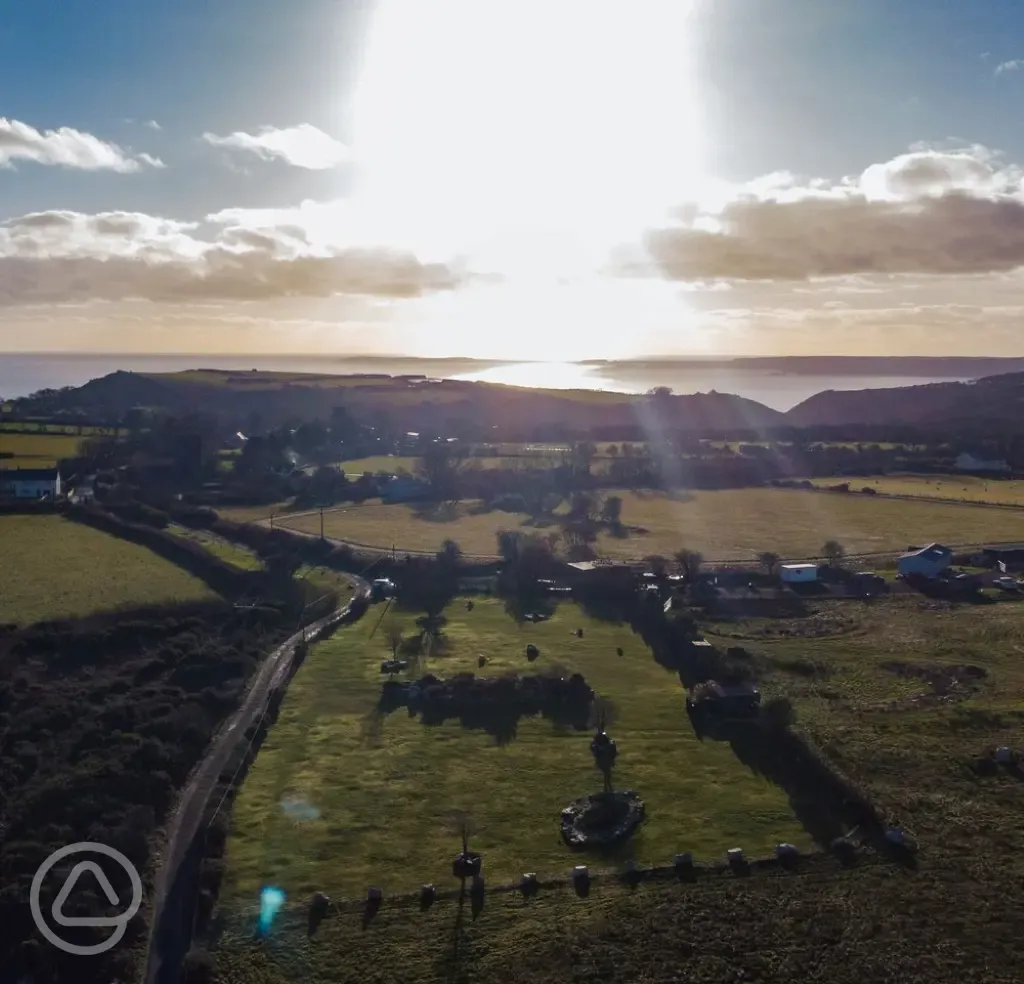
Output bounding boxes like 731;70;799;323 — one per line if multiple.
351;1;704;274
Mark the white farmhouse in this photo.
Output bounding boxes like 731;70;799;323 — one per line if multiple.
0;467;62;499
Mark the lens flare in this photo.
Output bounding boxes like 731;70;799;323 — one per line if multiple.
258;885;286;935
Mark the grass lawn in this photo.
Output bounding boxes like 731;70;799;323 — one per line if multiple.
811;473;1024;506
0;430;84;468
210;594;1024;984
219;596;808;906
278;488;1024;561
0;514;216;624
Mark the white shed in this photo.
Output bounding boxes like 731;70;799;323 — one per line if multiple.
780;563;818;583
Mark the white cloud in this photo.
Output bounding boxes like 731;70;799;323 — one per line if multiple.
631;144;1024;282
0;118;164;172
0;207;463;305
144;120;161;131
995;59;1023;75
202;123;349;170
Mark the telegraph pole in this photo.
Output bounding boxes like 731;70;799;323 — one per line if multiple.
320;505;325;540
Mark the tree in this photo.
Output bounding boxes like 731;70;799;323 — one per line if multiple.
571;441;598;476
758;551;780;576
568;491;596;523
644;554;668;578
417;443;464;503
823;540;845;566
383;622;404;659
674;548;704;581
437;538;463;569
601;495;623;528
292;420;329;459
496;529;524;563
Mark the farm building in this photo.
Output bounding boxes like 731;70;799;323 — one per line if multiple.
779;563;818;584
980;545;1024;572
562;559;641;589
897;543;953;579
0;467;62;499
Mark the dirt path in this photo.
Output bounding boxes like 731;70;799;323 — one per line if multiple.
143;576;369;984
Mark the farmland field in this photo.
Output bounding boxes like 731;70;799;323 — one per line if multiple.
0;430;84;468
277;488;1024;560
811;473;1024;506
219;596;809;905
0;514;216;624
211;594;1024;984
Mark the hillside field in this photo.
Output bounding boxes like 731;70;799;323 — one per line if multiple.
219;596;809;906
0;514;216;624
211;594;1024;984
276;488;1024;560
0;431;84;468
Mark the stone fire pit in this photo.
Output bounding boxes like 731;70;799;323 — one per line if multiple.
560;791;645;849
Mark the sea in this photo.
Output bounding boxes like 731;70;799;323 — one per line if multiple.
0;352;993;413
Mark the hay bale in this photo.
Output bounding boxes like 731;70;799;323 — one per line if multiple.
419;884;436;908
520;872;540;898
572;864;590;888
995;745;1013;764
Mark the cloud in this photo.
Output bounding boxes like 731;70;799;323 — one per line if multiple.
995;59;1023;75
632;144;1024;282
144;120;161;131
202;124;349;170
0;118;164;171
0;207;463;305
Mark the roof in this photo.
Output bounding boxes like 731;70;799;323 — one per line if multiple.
566;560;638;572
0;467;60;481
899;542;953;562
780;563;817;571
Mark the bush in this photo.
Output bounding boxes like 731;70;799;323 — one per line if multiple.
761;695;796;732
490;493;529;513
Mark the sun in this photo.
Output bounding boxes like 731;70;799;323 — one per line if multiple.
349;0;706;283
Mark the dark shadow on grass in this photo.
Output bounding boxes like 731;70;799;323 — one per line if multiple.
694;714;884;850
502;592;556;626
435;882;469;984
377;672;594;745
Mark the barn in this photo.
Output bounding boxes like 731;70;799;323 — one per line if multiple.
897;543;953;579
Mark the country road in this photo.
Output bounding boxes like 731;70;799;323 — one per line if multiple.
143;575;370;984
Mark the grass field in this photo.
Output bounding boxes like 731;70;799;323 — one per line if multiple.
0;430;84;468
219;596;809;905
278;488;1024;560
0;514;216;624
166;525;263;570
165;525;354;599
210;594;1024;984
811;473;1024;506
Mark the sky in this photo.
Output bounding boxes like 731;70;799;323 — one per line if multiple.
5;0;1024;360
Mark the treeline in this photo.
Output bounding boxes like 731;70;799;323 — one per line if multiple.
0;600;294;984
